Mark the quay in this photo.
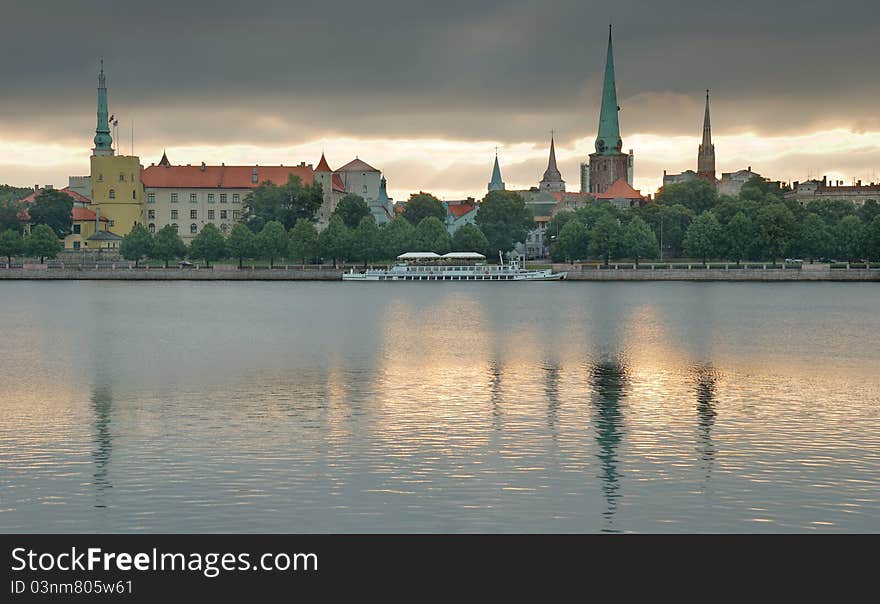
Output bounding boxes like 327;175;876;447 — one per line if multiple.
0;262;878;281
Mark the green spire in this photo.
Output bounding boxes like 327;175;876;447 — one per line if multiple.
93;59;113;157
488;150;505;191
595;25;622;156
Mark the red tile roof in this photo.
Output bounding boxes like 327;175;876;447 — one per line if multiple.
336;158;378;172
448;203;476;218
141;165;314;189
331;173;345;193
18;187;91;205
315;153;332;172
596;178;644;200
72;206;108;222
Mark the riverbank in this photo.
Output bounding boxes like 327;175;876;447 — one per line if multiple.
1;264;878;281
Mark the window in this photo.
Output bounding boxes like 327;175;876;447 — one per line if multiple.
73;224;81;234
232;194;240;204
190;223;198;234
118;173;125;182
220;194;227;204
73;241;81;250
208;209;215;220
132;190;137;199
147;193;155;204
148;210;155;219
190;193;197;203
171;223;178;231
171;193;179;203
109;189;116;199
109;220;115;227
220;223;228;233
208;194;215;204
171;209;178;219
148;223;155;234
97;173;103;182
232;210;240;220
190;209;197;219
220;210;227;220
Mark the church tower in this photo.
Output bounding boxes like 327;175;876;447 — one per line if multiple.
587;26;630;195
538;134;565;193
314;153;336;227
488;151;505;191
697;89;716;187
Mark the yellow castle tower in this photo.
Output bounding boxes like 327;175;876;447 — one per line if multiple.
89;61;143;237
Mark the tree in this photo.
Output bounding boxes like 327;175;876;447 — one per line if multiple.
24;224;62;263
683;211;722;265
318;216;351;267
740;176;783;204
621;216;657;267
655;179;717;214
226;223;257;268
351;216;380;267
804;198;856;226
638;202;694;258
0;229;24;265
588;213;622;265
833;215;865;261
724;212;755;265
865;216;880;262
257;220;289;268
545;211;576;261
402;192;445;226
858;199;880;225
151;224;187;268
795;213;832;260
289;218;319;264
555;219;590;262
189;223;226;267
0;199;24;232
451;223;489;256
119;223;153;267
332;194;372;229
413;216;451;254
475;190;533;256
241;174;323;231
28;189;73;238
379;216;415;259
756;203;796;262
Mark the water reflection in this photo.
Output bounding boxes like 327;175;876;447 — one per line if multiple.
90;383;113;508
589;359;628;532
544;363;561;441
694;366;718;486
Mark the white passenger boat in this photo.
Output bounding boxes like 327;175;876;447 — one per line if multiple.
343;252;566;281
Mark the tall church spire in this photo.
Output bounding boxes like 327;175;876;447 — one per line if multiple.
93;60;114;157
697;89;716;185
539;133;565;192
595;25;622;156
488;150;505;191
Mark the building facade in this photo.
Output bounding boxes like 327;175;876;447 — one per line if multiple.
718;167;762;197
785;177;880;207
140;159;320;241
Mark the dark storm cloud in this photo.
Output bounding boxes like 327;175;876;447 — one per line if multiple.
2;0;880;147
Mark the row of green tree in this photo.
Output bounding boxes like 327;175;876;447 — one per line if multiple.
548;178;880;263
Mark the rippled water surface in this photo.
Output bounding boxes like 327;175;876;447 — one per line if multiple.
1;281;878;532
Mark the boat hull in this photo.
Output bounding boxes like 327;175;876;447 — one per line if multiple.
343;271;566;282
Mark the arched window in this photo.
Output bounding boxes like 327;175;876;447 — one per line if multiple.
132;189;137;199
109;189;116;199
148;223;155;234
190;223;198;234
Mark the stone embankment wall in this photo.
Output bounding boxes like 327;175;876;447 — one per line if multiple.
0;267;344;280
560;266;879;281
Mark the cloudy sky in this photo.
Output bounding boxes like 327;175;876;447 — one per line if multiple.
2;0;880;200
